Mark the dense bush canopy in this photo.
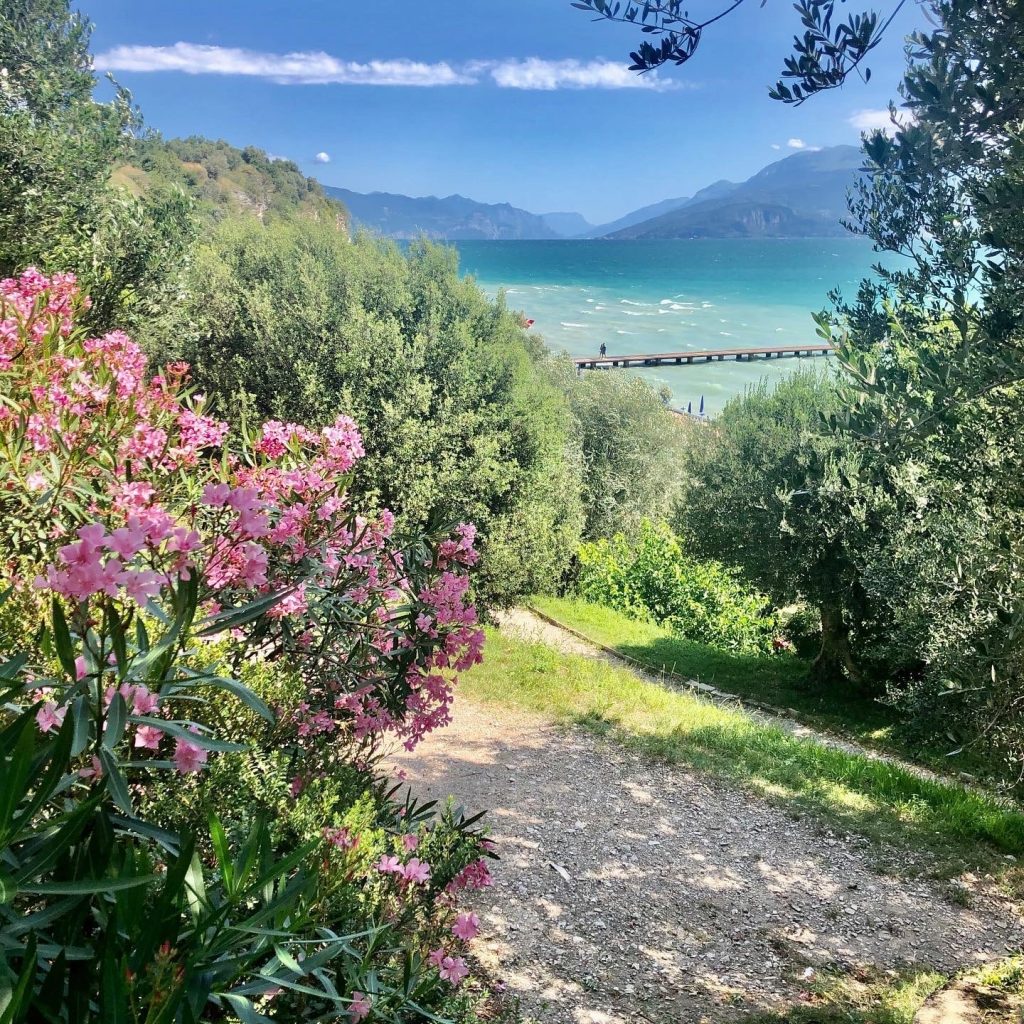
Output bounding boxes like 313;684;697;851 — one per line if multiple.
547;360;688;541
167;220;586;606
576;520;776;654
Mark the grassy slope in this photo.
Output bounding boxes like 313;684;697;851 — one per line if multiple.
462;626;1024;892
530;595;994;780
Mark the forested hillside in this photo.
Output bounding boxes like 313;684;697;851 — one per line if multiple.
115;135;349;228
324;185;559;239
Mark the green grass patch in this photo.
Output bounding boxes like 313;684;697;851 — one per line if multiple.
463;627;1024;889
530;596;992;778
741;967;945;1024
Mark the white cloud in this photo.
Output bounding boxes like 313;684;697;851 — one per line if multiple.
95;43;682;91
849;107;911;135
95;43;474;86
786;138;822;152
770;143;781;150
314;151;331;164
480;58;677;92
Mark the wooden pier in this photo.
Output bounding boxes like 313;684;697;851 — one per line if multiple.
573;342;834;371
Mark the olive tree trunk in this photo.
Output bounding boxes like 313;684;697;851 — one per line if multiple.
809;600;864;687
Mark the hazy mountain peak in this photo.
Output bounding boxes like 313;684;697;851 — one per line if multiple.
605;145;862;239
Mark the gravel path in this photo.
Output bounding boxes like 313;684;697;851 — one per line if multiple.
393;613;1023;1024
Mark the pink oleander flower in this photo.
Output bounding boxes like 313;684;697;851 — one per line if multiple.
133;724;163;751
201;482;231;507
267;585;308;619
401;833;419;852
177;409;228;455
447;858;493;894
349;991;372;1022
36;702;66;734
74;656;87;681
118;567;163;607
401;857;431;885
325;827;357;851
132;684;160;715
173;730;208;774
4;271;491;824
375;855;402;876
434;953;468;986
452;912;480;942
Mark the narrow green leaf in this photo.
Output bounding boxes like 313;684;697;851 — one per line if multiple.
0;934;36;1024
169;674;274;722
128;717;246;753
50;598;78;680
273;944;305;977
208;814;233;894
99;749;134;816
103;693;128;750
196;588;292;636
70;694;91;757
184;851;208;921
20;874;159;895
220;993;272;1024
0;652;28;682
106;606;128;679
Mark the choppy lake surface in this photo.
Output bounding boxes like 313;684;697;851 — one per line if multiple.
453;238;886;414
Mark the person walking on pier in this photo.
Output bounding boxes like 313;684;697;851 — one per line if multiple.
599;342;607;357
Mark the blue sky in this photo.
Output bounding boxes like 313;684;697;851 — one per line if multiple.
81;0;926;223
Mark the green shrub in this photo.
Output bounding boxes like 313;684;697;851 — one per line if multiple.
778;606;823;659
576;520;776;653
546;359;689;541
169;221;584;607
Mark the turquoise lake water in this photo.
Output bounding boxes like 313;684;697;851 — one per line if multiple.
452;238;885;414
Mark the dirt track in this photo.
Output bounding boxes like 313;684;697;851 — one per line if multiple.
394;611;1022;1024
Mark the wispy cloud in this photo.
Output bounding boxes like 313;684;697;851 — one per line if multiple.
95;43;680;91
849;107;909;134
770;143;781;150
314;151;331;164
96;43;472;86
478;58;678;91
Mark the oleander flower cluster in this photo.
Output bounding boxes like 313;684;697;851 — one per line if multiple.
1;268;483;768
0;270;493;1017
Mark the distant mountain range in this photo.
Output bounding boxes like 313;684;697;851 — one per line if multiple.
323;187;561;240
327;145;863;241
